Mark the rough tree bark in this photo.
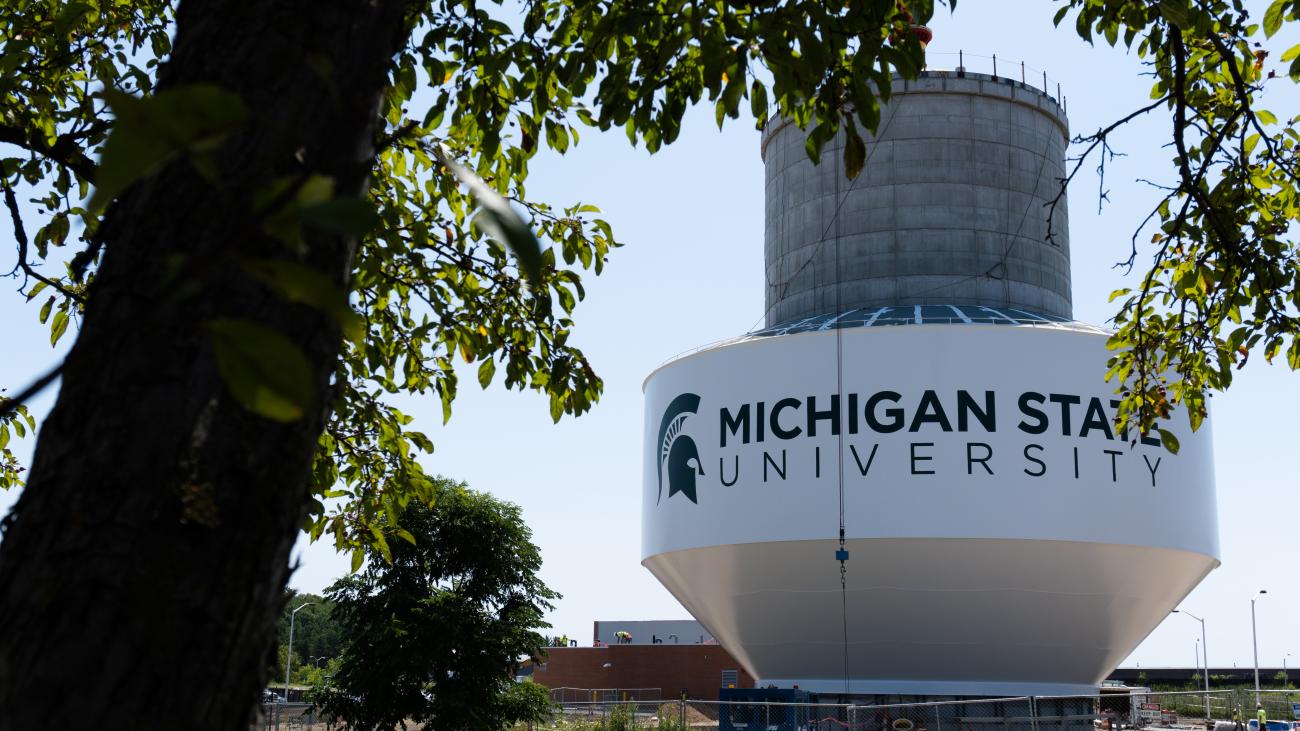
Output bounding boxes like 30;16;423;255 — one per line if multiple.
0;1;410;727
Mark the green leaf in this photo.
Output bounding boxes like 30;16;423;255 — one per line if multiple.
719;78;744;126
844;124;866;181
477;357;496;389
433;145;544;286
1264;0;1286;37
1075;10;1094;42
297;198;380;237
296;175;335;207
90;84;249;212
749;80;768;124
49;310;69;346
1160;0;1191;29
370;525;392;563
242;259;364;342
804;122;832;165
206;317;315;422
1158;427;1180;454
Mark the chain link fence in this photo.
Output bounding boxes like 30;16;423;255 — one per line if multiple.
544;700;686;731
551;688;664;704
242;689;1300;730
531;690;1300;731
250;703;329;731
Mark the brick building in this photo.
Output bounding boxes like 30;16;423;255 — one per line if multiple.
529;644;754;701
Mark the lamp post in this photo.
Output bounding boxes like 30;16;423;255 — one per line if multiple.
1174;609;1210;718
285;601;315;703
1251;590;1267;708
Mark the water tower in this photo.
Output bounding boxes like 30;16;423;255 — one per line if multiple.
641;65;1218;698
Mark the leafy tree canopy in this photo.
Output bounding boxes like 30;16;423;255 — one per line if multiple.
0;0;941;561
1056;0;1300;452
315;478;556;731
0;3;1296;528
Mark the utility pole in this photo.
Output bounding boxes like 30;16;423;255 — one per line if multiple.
1252;590;1267;708
1174;610;1211;719
283;598;313;702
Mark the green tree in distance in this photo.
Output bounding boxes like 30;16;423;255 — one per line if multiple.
0;0;1296;727
275;592;345;668
315;478;556;731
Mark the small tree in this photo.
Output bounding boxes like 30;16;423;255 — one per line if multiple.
316;478;557;730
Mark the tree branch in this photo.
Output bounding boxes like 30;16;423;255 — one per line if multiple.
2;178;85;303
1044;96;1168;246
1169;30;1245;259
1201;23;1300;185
0;362;64;421
0;124;99;183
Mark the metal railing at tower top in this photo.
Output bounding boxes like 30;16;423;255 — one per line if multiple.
923;50;1067;112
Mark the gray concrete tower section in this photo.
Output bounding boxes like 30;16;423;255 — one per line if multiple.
761;71;1072;327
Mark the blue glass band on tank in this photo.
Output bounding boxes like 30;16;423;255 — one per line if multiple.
752;304;1107;337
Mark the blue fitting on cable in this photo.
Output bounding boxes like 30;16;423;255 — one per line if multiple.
835;549;849;561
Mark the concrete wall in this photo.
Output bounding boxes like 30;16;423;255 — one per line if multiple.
594;619;715;646
762;71;1072;327
530;645;755;701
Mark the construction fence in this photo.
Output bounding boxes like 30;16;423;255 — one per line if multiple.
537;690;1300;731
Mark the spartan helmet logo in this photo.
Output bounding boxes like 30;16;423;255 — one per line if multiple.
657;393;705;504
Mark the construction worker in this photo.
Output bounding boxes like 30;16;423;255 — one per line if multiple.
1256;704;1266;730
1233;706;1244;731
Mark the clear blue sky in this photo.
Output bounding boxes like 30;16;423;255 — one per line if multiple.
1;0;1296;671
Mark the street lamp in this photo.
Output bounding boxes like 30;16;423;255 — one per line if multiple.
1251;590;1267;707
1173;609;1210;718
285;601;315;703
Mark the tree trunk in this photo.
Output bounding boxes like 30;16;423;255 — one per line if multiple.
0;1;408;727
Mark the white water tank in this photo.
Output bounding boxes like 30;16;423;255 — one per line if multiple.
641;71;1219;697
